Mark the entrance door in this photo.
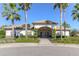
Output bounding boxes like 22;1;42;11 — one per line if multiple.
42;32;46;38
40;32;48;38
38;27;52;38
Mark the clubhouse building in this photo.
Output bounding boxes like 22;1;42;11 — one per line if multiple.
5;20;70;38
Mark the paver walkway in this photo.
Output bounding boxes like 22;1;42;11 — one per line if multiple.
39;38;52;45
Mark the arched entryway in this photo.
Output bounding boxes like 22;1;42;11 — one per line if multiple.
38;27;52;38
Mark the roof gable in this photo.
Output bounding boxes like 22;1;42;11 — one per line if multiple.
32;20;57;25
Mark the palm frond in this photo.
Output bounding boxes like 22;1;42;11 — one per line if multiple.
72;4;79;21
15;14;20;21
18;3;31;11
74;4;79;10
2;3;21;22
62;3;69;10
53;3;60;10
9;3;16;9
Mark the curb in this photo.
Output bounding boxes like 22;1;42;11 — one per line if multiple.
0;43;79;48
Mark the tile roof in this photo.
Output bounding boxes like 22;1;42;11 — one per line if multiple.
53;26;70;31
4;24;31;30
32;20;58;24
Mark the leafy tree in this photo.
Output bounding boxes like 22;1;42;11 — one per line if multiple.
62;22;70;28
52;27;56;39
70;29;78;36
0;25;5;38
0;29;5;38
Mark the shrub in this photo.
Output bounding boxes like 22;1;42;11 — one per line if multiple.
33;30;38;38
0;29;5;39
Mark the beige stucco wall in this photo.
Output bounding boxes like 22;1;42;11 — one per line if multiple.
6;30;12;37
5;30;34;37
20;30;34;36
56;30;70;36
6;30;70;37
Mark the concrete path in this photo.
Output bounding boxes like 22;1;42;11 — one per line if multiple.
39;38;52;45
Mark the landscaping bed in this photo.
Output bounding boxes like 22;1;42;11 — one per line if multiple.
51;37;79;44
0;37;15;43
0;36;39;43
15;37;40;43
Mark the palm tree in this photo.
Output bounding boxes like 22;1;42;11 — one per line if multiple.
2;3;20;38
53;3;63;39
62;4;69;37
53;3;69;39
72;4;79;21
18;3;31;38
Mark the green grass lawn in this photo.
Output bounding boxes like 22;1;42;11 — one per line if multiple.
15;37;40;43
51;37;79;44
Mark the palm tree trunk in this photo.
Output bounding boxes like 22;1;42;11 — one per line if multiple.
63;10;66;38
60;3;63;40
64;22;66;38
12;20;15;39
24;10;28;38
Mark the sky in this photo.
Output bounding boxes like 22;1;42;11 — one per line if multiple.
0;3;79;30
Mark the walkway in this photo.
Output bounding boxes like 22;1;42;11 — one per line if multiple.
39;38;52;45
